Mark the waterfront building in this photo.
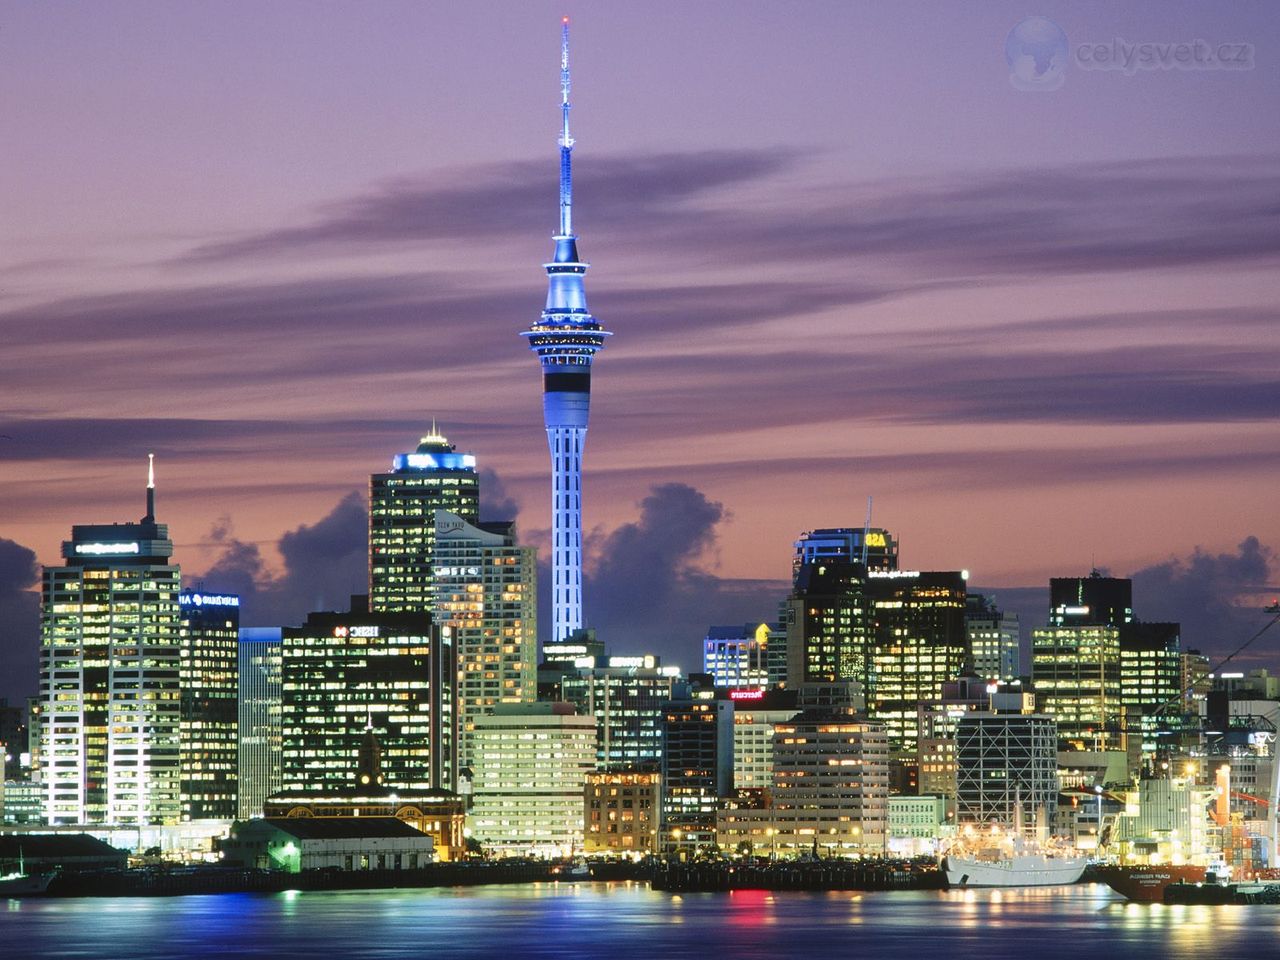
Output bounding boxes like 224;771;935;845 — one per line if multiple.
38;460;183;826
583;768;660;856
178;591;239;821
661;683;734;851
369;429;479;614
280;598;456;794
966;594;1020;680
866;570;969;753
221;817;436;873
520;21;610;643
431;510;536;769
887;794;949;856
792;527;898;579
559;656;681;769
469;702;597;857
237;627;283;819
703;623;778;691
955;708;1059;838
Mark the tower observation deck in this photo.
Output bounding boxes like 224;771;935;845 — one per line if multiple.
521;19;610;643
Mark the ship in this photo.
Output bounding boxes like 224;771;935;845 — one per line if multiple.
0;848;57;897
943;850;1086;888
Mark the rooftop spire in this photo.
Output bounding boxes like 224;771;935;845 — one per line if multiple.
144;452;156;522
558;17;574;238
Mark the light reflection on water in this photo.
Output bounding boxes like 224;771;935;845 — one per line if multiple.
5;883;1277;960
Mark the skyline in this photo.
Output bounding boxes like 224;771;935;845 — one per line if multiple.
3;2;1279;698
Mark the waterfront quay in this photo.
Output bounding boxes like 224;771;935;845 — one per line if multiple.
651;857;943;893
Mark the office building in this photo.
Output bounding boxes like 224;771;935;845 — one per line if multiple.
38;461;182;826
432;510;536;769
238;627;283;819
955;707;1059;837
966;594;1020;680
703;623;779;691
1119;621;1184;755
661;683;734;850
280;599;456;794
178;591;239;821
519;22;610;643
730;687;800;790
792;527;899;579
369;429;479;613
559;656;681;769
470;702;597;857
784;560;870;689
583;768;660;856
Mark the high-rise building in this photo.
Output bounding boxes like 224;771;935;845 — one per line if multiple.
280;599;456;794
792;527;898;580
238;627;283;820
784;560;870;688
966;593;1020;680
432;510;536;769
730;688;800;790
866;570;969;753
702;623;778;691
38;460;182;826
1050;572;1133;627
660;683;734;850
178;591;239;821
1119;622;1184;755
369;430;479;613
520;21;610;643
955;706;1059;837
559;655;682;769
470;702;597;857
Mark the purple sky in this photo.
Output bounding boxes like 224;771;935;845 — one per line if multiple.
2;2;1279;694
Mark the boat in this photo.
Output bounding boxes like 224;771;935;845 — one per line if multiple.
943;850;1086;888
1096;863;1210;902
0;848;57;897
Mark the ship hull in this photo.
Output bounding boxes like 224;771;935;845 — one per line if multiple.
0;872;56;897
1096;865;1206;901
943;855;1086;888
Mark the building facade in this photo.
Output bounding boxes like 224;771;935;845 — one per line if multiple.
661;687;734;850
954;711;1059;837
966;593;1020;681
38;468;183;825
583;769;660;856
369;430;479;614
559;657;681;770
432;510;536;769
238;627;283;820
178;591;239;820
703;623;778;691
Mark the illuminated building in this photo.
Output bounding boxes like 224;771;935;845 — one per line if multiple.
660;682;734;851
280;599;456;794
470;702;597;857
431;510;536;769
520;21;610;643
792;527;898;579
178;591;239;821
38;459;182;826
784;560;870;688
559;656;681;769
916;673;1002;802
583;768;661;856
369;429;479;613
866;570;969;753
717;704;889;858
731;688;800;790
954;706;1058;837
1119;622;1184;755
703;623;779;690
966;593;1020;680
237;627;282;819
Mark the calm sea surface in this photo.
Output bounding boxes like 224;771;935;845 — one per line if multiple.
5;882;1276;959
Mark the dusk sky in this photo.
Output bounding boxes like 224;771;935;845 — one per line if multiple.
3;1;1279;697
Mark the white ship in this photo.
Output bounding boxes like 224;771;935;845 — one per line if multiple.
943;850;1086;888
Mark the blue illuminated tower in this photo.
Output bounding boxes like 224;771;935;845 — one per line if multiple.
522;19;609;642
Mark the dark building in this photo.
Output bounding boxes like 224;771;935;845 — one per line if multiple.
178;591;240;820
281;597;456;794
784;560;870;688
792;527;899;580
0;699;27;781
660;680;734;851
1050;572;1133;627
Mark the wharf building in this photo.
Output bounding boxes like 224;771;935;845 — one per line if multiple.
38;461;183;826
559;654;682;770
177;591;239;821
369;429;478;614
279;597;456;794
431;510;536;770
237;627;283;819
469;702;597;857
661;681;734;853
520;20;610;644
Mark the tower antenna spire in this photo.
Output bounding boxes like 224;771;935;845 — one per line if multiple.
144;452;156;522
558;16;574;238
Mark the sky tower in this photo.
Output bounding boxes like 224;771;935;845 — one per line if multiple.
521;18;610;643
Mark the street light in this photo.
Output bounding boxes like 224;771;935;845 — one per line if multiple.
766;827;777;860
1094;785;1104;851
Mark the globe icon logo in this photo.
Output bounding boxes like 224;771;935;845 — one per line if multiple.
1005;17;1068;91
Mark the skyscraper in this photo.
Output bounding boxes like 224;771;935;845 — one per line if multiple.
521;20;610;643
178;590;239;821
237;627;282;820
432;510;537;769
38;458;182;826
369;429;479;613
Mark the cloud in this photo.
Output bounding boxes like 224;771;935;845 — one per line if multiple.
478;466;520;522
1132;536;1278;664
575;483;788;669
0;537;40;703
196;493;369;626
